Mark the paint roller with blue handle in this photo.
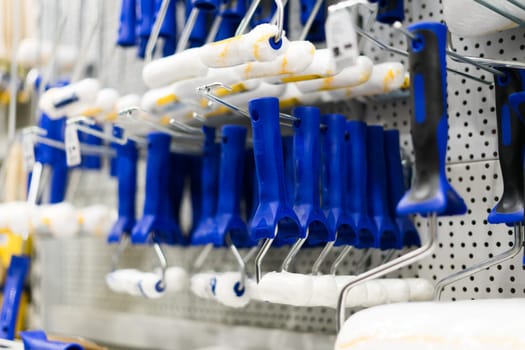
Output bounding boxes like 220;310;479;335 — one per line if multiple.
107;127;138;243
0;256;30;340
192;127;221;245
384;129;420;248
396;22;466;217
368;0;405;24
249;97;300;282
366;125;402;250
322;114;356;247
117;0;138;47
345;121;376;248
488;68;525;225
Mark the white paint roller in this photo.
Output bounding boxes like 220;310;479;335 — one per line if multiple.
138;272;166;299
405;278;434;301
105;269;143;296
235;41;316;80
214;272;252;308
0;202;32;235
38;78;101;119
16;38;78;70
295;56;374;93
200;24;290;68
308;275;338;307
272;49;337;84
443;0;523;37
328;62;406;100
83;88;119;119
335;276;370;308
377;279;410;304
34;202;79;237
155;266;190;293
255;271;313;306
77;205;117;236
142;47;208;88
335;299;525;350
191;272;217;299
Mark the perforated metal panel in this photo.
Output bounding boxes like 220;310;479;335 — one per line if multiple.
29;0;525;348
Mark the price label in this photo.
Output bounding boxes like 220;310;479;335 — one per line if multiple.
65;124;81;166
325;9;359;71
22;134;36;171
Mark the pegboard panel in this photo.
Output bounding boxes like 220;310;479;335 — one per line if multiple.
29;0;525;346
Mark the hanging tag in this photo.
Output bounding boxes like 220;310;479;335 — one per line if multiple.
22;134;36;172
65;124;81;167
325;8;359;71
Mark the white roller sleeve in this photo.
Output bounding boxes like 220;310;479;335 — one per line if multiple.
255;271;313;306
443;0;522;37
191;272;217;299
142;47;208;88
278;83;330;109
155;266;190;293
214;272;252;308
105;269;143;296
141;85;180;115
308;275;338;307
328;62;405;100
235;41;316;80
116;94;141;111
377;279;410;304
138;272;166;299
91;88;119;116
335;276;369;308
0;202;32;235
295;56;374;93
272;49;337;84
77;205;116;236
35;202;79;237
200;24;289;68
16;39;78;70
39;78;100;119
335;299;525;350
405;278;434;301
56;44;79;73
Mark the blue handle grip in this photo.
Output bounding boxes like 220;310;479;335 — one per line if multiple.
156;0;177;56
78;124;103;170
132;132;183;244
215;125;254;247
192;128;220;245
248;97;299;241
384;129;420;247
300;0;325;42
321;114;356;246
397;22;466;217
346;121;376;248
369;0;404;24
193;0;220;11
0;255;30;340
366;125;401;250
288;106;329;244
186;154;201;234
137;0;156;58
215;16;242;41
243;149;258;222
21;330;83;350
117;0;137;47
108;128;138;243
282;135;295;210
185;0;209;47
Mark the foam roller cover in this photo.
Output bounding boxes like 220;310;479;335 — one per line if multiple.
405;278;434;301
276;49;336;83
34;203;79;237
200;24;289;68
106;269;143;296
256;271;313;306
295;56;373;93
308;275;338;307
214;272;251;308
142;48;208;88
138;272;166;298
77;205;116;236
163;266;190;292
190;272;217;299
39;79;100;119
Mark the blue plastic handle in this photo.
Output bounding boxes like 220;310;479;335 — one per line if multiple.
0;255;30;340
192;127;220;245
300;0;325;42
243;148;258;222
282;135;295;211
193;0;220;11
384;129;420;247
117;0;137;47
248;97;299;241
49;162;68;204
366;125;401;250
215;125;253;247
287;106;329;245
185;0;209;48
186;154;201;234
397;22;466;217
368;0;404;24
215;16;241;41
20;330;83;350
321;114;356;246
346;121;377;248
488;69;525;225
132;132;183;244
108;128;138;243
137;0;156;58
78;124;103;170
156;0;177;56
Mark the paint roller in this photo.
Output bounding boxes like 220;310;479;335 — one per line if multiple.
77;205;116;236
32;202;79;237
200;23;290;68
271;48;336;84
38;79;101;119
16;38;78;71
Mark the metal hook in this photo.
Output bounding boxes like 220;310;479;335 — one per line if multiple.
392;21;505;78
178;7;200;53
433;223;524;300
330;245;353;275
67;116;128;145
153;242;168;290
336;213;438;332
473;0;525;26
226;235;247;289
281;237;308;272
255;226;278;283
507;0;525;12
197;83;297;124
146;0;172;63
111;235;130;272
235;0;285;43
71;16;102;82
354;26;493;85
312;241;335;275
190;243;215;273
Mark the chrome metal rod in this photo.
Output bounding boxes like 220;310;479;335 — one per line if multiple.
473;0;525;25
336;213;438;331
355;248;372;272
507;0;525;11
255;234;276;283
312;241;335;275
299;0;324;40
191;243;214;273
229;241;247;288
433;224;524;300
330;245;353;275
177;7;199;53
153;242;168;289
281;237;307;272
146;0;171;63
235;0;262;36
111;236;130;272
